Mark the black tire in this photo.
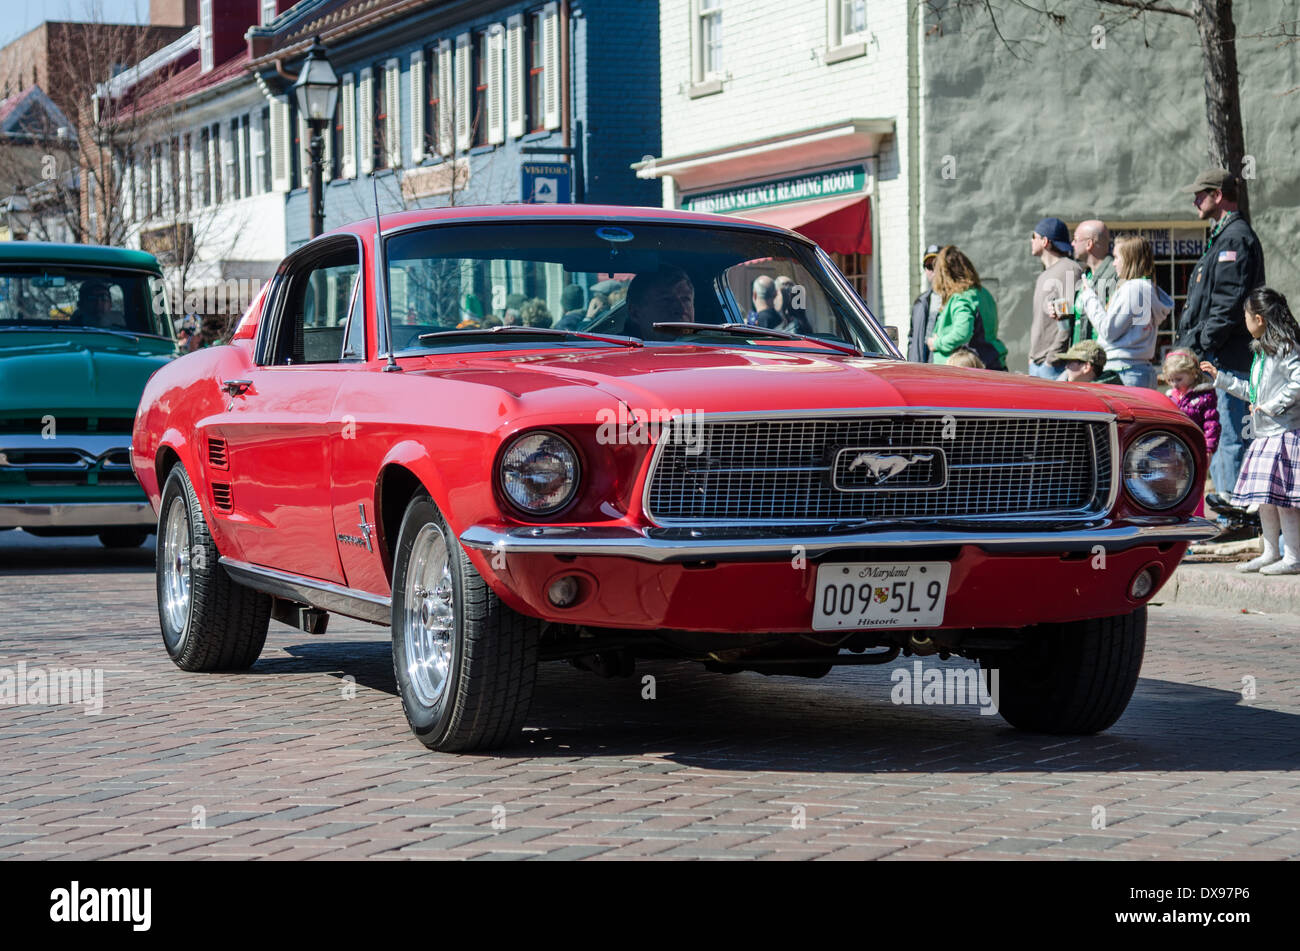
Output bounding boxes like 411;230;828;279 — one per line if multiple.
156;464;271;671
99;527;150;548
390;492;540;752
981;606;1146;735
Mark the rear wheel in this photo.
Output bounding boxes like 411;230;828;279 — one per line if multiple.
156;465;271;671
981;607;1146;734
390;492;540;752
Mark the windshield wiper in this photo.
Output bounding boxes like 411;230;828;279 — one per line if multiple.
650;322;863;356
61;325;143;343
417;325;643;348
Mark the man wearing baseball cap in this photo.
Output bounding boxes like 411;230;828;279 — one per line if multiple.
1028;217;1083;379
1058;339;1122;385
908;244;942;362
1176;166;1265;500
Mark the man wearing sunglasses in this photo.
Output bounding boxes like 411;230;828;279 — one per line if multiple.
1177;167;1266;515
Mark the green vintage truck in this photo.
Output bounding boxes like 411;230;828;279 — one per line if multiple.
0;243;176;547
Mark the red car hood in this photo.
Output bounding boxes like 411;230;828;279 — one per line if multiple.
425;345;1159;419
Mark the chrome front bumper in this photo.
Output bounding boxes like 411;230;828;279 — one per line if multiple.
460;517;1220;564
0;502;155;529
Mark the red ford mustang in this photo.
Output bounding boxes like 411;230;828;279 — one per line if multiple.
131;205;1216;751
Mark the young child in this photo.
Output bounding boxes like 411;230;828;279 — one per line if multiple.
1163;348;1220;456
1201;287;1300;574
945;346;985;369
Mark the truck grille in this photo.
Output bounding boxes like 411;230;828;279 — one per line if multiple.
644;412;1113;524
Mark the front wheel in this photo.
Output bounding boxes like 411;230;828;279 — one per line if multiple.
156;464;271;671
390;493;540;752
980;607;1146;735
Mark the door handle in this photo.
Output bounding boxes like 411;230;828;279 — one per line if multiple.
222;379;253;396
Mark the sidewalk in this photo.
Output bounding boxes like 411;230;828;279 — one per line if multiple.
1162;539;1300;616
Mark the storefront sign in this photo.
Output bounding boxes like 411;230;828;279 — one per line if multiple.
521;162;572;203
685;164;868;215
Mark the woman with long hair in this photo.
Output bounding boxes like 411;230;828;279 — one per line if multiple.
925;246;1007;370
1074;234;1171;388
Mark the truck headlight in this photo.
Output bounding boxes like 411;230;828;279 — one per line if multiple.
500;431;580;515
1123;431;1195;510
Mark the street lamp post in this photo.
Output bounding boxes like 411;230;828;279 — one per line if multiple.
292;36;339;239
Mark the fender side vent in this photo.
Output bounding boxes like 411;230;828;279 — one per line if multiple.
211;482;233;512
208;437;228;469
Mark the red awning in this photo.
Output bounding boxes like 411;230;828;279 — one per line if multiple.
737;195;871;255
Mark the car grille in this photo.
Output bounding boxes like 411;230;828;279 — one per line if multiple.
644;412;1113;524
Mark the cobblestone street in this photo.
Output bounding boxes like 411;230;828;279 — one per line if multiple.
1;533;1297;860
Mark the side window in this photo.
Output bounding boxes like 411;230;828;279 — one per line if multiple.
270;243;361;365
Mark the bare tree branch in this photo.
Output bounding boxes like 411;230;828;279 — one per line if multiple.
1095;0;1195;18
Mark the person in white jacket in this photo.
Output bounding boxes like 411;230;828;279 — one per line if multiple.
1075;235;1171;388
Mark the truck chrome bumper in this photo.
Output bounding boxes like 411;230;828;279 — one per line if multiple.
0;502;155;528
460;517;1220;564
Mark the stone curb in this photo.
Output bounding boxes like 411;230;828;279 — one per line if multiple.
1160;562;1300;617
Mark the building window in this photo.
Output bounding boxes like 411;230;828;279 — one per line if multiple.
373;64;388;170
528;11;544;132
260;0;277;25
832;252;870;303
696;0;723;81
199;0;213;72
474;31;489;146
210;123;222;204
198;126;211;207
241;113;253;196
259;105;271;193
424;46;439;157
839;0;868;43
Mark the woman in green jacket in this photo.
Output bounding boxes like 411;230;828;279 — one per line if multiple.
925;246;1008;370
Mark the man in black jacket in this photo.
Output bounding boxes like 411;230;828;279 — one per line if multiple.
1177;167;1265;499
908;244;941;362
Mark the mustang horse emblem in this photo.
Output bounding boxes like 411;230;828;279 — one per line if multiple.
847;452;935;484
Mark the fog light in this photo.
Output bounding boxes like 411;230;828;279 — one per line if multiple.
547;575;581;607
1129;566;1160;600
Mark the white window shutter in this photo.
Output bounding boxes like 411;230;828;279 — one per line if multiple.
222;123;237;201
385;57;401;168
296;111;311;189
409;52;425;163
270;97;289;192
358;67;374;175
437;40;452;156
208;129;221;204
455;32;471;152
542;2;560;130
123;161;134;222
159;146;172;217
507;14;525;138
322;113;333;183
488;26;504;145
250;111;264;194
340;72;356;178
177;143;189;211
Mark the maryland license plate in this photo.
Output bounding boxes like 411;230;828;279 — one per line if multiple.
812;562;951;631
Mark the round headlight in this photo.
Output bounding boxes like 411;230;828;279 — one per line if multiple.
1123;431;1195;510
500;431;580;515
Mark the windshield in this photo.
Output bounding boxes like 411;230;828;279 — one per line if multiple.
0;266;173;339
383;222;892;355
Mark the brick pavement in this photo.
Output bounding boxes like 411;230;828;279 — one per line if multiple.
1;533;1297;860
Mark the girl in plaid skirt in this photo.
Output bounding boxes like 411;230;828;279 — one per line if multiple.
1201;287;1300;574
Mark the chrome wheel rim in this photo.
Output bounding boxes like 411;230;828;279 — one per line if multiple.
404;522;456;707
161;496;192;633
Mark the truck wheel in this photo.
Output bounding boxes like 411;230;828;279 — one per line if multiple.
981;607;1146;735
391;492;540;752
156;464;270;671
99;528;150;548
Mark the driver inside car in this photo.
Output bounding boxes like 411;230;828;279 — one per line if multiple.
625;266;695;341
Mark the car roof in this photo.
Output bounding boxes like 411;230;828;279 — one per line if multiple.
327;203;815;245
0;242;163;273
